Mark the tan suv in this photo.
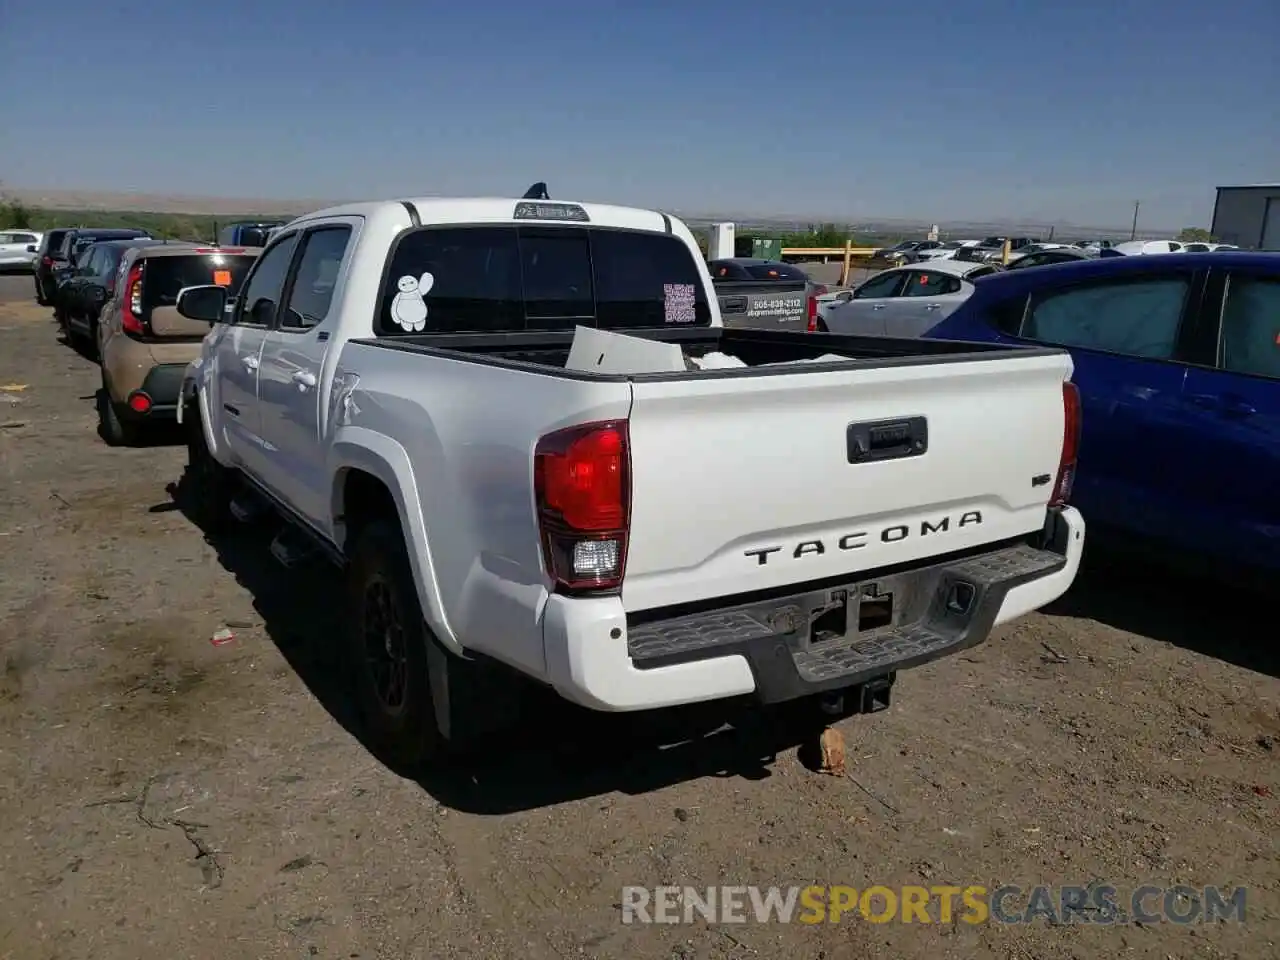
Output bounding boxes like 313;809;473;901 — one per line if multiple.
97;243;261;445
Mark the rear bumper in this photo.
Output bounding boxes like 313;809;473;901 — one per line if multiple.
118;363;186;419
543;506;1085;711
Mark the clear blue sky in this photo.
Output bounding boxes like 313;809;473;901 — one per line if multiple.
2;0;1276;228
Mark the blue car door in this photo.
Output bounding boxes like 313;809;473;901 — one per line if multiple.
1178;266;1280;573
948;267;1208;544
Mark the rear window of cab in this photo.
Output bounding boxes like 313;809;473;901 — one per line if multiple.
377;225;712;335
141;253;257;309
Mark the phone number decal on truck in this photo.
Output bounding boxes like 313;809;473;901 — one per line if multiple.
747;297;805;319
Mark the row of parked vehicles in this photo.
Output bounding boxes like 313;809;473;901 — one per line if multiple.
29;222;282;443
29;185;1274;772
877;236;1241;267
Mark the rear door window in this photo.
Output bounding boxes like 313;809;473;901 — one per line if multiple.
1020;276;1190;359
378;225;709;334
1219;274;1280;380
142;253;258;311
902;271;962;296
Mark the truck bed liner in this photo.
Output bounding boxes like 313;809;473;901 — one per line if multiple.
353;327;1062;382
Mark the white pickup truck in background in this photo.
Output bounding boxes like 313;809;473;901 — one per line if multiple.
175;191;1086;769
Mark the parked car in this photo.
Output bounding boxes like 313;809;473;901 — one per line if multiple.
97;243;261;445
0;230;42;271
32;229;73;304
56;238;156;352
913;240;975;262
1181;242;1239;253
45;228;152;303
1108;239;1184;256
817;259;1003;336
1003;248;1096;270
172;193;1083;766
708;258;826;332
924;251;1280;581
217;221;285;247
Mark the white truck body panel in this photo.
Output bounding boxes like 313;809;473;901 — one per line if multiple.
622;349;1072;612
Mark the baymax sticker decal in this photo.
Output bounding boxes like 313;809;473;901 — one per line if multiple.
390;272;435;331
663;283;697;324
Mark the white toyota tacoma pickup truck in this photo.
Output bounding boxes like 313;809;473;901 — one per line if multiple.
174;190;1085;768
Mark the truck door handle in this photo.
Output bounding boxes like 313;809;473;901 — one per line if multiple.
292;370;317;389
925;303;942;310
241;355;259;372
872;303;886;310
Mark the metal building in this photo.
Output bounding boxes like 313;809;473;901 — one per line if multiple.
1210;184;1280;249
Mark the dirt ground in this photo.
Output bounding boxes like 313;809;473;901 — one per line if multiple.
0;298;1276;960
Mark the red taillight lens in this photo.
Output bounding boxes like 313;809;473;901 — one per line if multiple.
806;295;818;332
127;391;152;414
1052;382;1081;506
41;255;53;267
122;264;144;335
534;421;630;591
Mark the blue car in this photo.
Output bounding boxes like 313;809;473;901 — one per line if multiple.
924;252;1280;578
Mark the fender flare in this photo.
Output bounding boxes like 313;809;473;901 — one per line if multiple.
329;426;460;655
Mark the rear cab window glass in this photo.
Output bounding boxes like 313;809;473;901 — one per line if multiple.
1021;276;1190;359
743;263;806;282
378;225;710;335
142;252;258;312
1220;275;1280;380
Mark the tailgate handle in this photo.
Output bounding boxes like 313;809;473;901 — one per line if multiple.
720;296;748;314
847;417;928;464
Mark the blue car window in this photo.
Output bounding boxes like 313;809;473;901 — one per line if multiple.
1220;276;1280;380
1023;278;1188;359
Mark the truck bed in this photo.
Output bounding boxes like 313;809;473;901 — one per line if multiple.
353;326;1061;380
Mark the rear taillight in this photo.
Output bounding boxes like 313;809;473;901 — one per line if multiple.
534;421;630;592
122;264;144;335
1051;382;1081;506
806;284;829;333
41;255;53;267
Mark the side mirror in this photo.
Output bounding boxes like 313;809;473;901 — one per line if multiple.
837;291;854;303
26;245;36;253
176;284;228;324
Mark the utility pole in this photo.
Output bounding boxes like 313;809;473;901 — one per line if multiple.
1130;201;1140;241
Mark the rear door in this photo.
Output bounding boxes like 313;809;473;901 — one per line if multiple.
893;268;969;334
621;347;1075;612
823;269;908;335
1178;266;1280;571
985;267;1207;542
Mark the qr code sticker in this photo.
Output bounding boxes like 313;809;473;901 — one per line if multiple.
663;283;697;324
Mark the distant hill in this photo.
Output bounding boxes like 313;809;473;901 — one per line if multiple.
3;186;1160;241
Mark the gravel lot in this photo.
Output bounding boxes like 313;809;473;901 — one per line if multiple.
0;295;1276;960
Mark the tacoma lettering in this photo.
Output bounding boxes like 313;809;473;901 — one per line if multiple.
744;511;982;565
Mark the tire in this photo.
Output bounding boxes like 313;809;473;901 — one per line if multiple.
345;519;448;771
97;378;140;447
183;396;234;530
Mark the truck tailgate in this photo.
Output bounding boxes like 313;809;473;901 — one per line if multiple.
717;282;808;331
621;351;1073;612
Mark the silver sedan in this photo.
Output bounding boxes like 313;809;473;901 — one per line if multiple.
817;260;1002;337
